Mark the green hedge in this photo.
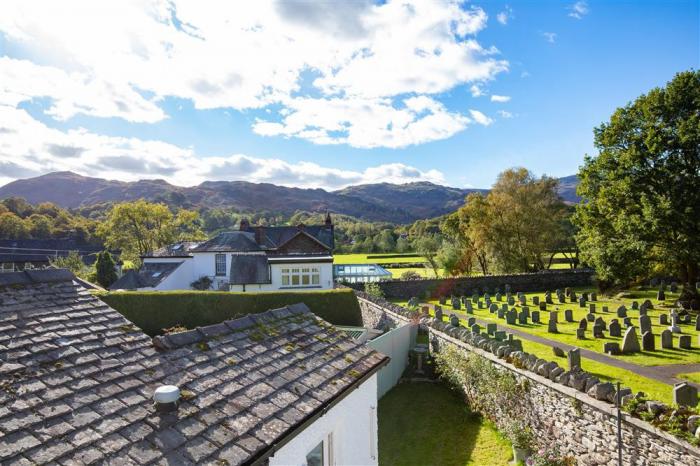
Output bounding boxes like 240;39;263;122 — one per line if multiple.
95;289;362;336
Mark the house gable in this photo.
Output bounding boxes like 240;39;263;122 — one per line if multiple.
275;231;331;255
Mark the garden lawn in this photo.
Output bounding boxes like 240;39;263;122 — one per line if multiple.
333;253;428;265
398;287;700;367
379;382;512;466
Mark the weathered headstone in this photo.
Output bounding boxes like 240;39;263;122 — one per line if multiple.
593;324;605;338
532;296;540;305
623;317;632;327
548;311;558;333
497;308;505;319
617;306;627;318
608;319;621;337
679;335;692;349
489;303;498;314
471;324;481;334
487;323;497;336
602;306;609;313
589;303;596;314
579;296;587;308
539;301;546;311
586;313;595;322
604;342;621;355
450;314;460;327
621;326;641;353
590;292;597;301
495;292;502;301
531;310;540;323
508;296;516;306
670;282;678;293
494;330;506;341
576;328;586;339
673;382;698;408
669;310;681;333
438;296;447;306
638;307;647;317
467;317;476;327
639;314;652;334
545;291;553;305
565;287;572;297
477;300;484;309
558;293;566;304
659;314;668;326
553;346;565;357
641;331;655;351
518;310;528;325
564;309;574;322
517;295;525;306
521;306;530;318
631;301;639;310
657;289;666;301
579;318;588;331
641;299;653;310
505;310;516;325
594;317;607;331
451;297;461;310
504;284;511;294
568;348;581;370
661;329;673;349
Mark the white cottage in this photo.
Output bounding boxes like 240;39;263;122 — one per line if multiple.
111;215;335;292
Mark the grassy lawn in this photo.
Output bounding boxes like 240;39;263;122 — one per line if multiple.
334;253;428;265
397;287;699;367
379;382;512;466
677;372;700;384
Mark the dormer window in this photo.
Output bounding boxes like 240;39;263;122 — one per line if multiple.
215;254;226;276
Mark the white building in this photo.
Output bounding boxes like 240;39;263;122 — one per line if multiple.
111;215;335;292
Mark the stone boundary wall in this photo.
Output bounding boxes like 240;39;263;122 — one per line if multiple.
346;269;596;299
354;290;700;466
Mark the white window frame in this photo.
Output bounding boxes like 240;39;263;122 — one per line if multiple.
281;266;321;288
305;433;334;466
215;254;226;276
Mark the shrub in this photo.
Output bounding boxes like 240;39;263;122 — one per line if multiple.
190;276;213;290
364;281;384;299
400;270;422;280
95;288;363;336
95;251;118;288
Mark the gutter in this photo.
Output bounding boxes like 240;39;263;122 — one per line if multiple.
248;355;390;466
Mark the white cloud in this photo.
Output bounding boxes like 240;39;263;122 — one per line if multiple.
490;94;511;103
542;32;557;43
0;105;445;189
497;110;513;118
0;0;508;149
470;84;484;97
468;109;493;126
496;6;513;25
568;1;590;19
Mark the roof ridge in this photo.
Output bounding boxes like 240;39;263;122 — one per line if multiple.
0;268;75;287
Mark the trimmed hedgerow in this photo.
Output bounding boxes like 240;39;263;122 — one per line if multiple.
95;288;362;336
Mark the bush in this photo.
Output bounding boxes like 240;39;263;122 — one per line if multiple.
400;270;422;280
364;282;384;299
95;288;363;336
190;276;213;290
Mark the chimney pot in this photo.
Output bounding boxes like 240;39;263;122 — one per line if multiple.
153;385;180;412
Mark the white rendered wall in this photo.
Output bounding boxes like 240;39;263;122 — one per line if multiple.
269;374;379;466
154;260;194;290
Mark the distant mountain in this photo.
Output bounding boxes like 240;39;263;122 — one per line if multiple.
556;175;581;203
0;171;580;223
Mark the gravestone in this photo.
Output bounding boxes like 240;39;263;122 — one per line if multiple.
477;300;484;309
673;382;698;408
639;315;652;334
669;310;681;333
539;301;547;311
593;323;605;338
608;320;621;337
696;315;700;332
450;314;460;327
639;307;647;317
438;296;447;306
579;296;587;308
617;306;627;318
604;342;621;355
467;317;476;327
497;308;505;319
670;282;678;293
487;323;497;336
564;309;574;322
558;293;565;304
579;318;588;331
501;303;509;312
489;303;498;314
657;289;665;301
590;292;597;301
545;291;553;305
641;331;655;351
586;313;595;322
518;310;528;325
451;297;461;310
553;346;565;357
465;300;473;313
602;306;609;313
589;303;596;314
504;284;511;293
641;299;653;310
496;292;502;301
661;329;673;349
548;311;558;333
679;335;692;349
576;328;586;339
508;296;516;306
532;296;540;305
623;317;632;327
494;330;506;341
570;293;577;303
594;317;607;331
471;324;481;334
568;348;581;370
505;310;516;325
521;306;530;318
621;326;641;354
485;298;492;307
565;287;572;297
632;301;639;310
659;314;668;326
517;295;525;306
531;310;540;323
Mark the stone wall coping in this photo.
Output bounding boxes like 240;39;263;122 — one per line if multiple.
355;293;700;459
348;268;595;285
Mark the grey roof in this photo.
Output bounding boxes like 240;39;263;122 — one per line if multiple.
0;239;115;266
229;255;270;285
0;269;388;465
258;225;334;251
190;232;262;253
109;261;183;290
145;241;200;258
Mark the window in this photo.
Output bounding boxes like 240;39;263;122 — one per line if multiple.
215;254;226;276
306;434;333;466
305;441;323;466
281;266;321;287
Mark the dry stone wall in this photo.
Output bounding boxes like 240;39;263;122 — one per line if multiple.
347;269;595;299
355;291;700;466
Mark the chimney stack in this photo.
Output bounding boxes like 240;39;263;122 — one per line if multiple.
239;218;250;231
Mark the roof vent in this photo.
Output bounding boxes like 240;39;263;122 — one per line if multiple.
153;385;180;413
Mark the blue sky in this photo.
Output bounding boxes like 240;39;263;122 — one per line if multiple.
0;0;697;190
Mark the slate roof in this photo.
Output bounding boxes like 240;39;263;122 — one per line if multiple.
229;255;270;285
189;232;262;253
144;242;201;258
188;225;334;254
0;269;388;465
109;261;183;290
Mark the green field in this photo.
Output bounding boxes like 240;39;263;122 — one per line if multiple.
379;382;512;466
334;253;443;278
